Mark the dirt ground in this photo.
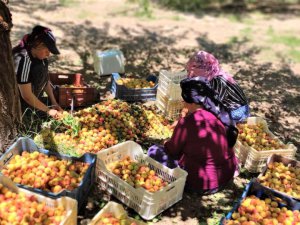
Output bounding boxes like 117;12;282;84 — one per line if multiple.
8;0;300;224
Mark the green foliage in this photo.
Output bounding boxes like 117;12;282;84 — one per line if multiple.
134;0;153;18
46;113;81;137
207;211;224;225
18;108;49;139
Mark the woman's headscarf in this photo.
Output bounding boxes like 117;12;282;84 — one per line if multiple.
180;76;234;127
186;51;235;84
180;77;239;147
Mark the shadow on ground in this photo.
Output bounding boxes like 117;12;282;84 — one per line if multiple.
154;1;300;20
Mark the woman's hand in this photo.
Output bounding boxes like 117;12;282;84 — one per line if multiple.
163;138;170;145
170;120;178;129
47;109;61;119
181;107;189;117
170;107;189;129
52;104;63;112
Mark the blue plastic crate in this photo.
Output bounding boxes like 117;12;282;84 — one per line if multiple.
111;73;158;102
220;179;300;224
0;137;96;209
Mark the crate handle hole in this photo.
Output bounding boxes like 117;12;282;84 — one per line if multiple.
165;185;175;192
58;75;69;79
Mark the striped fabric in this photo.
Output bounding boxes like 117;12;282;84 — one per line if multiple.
15;51;32;83
210;75;248;110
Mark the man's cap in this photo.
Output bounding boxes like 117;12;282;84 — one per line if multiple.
31;25;60;55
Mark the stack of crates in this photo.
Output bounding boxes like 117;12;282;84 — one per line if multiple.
156;70;187;119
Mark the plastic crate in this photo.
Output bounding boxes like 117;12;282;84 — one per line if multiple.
93;49;125;76
258;154;300;201
220;179;300;224
88;201;146;225
158;70;187;100
95;141;188;220
0;175;77;225
111;73;158;102
234;117;297;173
49;73;97;108
0;137;96;209
156;88;184;120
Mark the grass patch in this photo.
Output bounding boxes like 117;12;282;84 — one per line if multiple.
171;15;183;21
267;26;300;62
227;14;241;23
226;13;257;25
59;0;78;7
240;27;252;39
78;10;97;20
267;27;300;48
228;36;239;44
133;0;154;19
272;35;300;48
289;49;300;63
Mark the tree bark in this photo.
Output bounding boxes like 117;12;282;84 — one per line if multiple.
0;2;21;153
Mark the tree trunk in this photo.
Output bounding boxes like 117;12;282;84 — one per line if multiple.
0;2;21;153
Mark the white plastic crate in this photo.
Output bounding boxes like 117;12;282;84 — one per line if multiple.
0;175;77;225
235;117;297;173
93;49;125;76
156;88;184;120
89;201;146;225
95;141;187;220
158;70;187;100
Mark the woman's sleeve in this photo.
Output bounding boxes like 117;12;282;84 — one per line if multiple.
164;117;188;160
15;54;32;84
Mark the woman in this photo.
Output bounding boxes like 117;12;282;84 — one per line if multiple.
186;50;250;123
13;25;62;118
148;77;238;194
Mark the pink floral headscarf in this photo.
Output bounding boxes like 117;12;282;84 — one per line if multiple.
186;51;235;83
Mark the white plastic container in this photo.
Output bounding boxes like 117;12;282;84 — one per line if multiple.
93;49;125;76
96;141;187;220
0;175;78;225
89;201;146;225
235;117;297;173
156;88;184;119
158;70;187;100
